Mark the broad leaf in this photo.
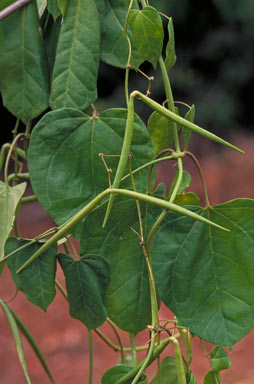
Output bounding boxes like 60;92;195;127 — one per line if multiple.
182;105;195;150
0;1;49;123
49;0;100;110
28;108;154;226
165;18;177;71
168;171;192;199
152;199;254;347
210;346;231;371
150;356;178;384
80;198;152;334
47;0;61;20
0;0;15;12
57;0;68;18
58;253;110;329
147;111;175;154
0;182;26;260
100;0;144;68
102;364;147;384
203;371;221;384
128;6;164;68
6;238;57;311
174;192;200;207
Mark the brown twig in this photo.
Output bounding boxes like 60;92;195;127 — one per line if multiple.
0;0;33;21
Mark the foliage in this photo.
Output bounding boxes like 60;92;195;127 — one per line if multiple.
0;0;252;383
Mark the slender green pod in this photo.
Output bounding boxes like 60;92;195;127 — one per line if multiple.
173;338;187;384
0;300;31;384
133;91;243;153
16;188;228;274
103;93;135;227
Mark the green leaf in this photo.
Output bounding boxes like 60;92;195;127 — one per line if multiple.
0;0;15;12
57;0;68;18
6;304;56;384
187;371;197;384
150;356;178;384
6;238;57;311
80;198;152;334
47;0;61;20
0;300;31;384
100;0;144;68
0;1;49;123
165;18;177;71
102;364;147;384
0;182;26;260
49;0;100;110
168;170;191;199
57;253;110;329
203;371;221;384
147;111;175;154
128;6;164;68
174;192;200;207
210;346;231;371
182;105;195;151
37;0;47;17
152;199;254;347
28;108;154;226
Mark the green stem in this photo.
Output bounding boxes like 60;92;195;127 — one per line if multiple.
88;330;93;384
4;134;25;183
21;195;37;204
107;318;125;363
116;335;180;384
130;334;138;366
124;0;134;106
8;172;30;183
16;188;228;273
121;154;176;183
185;151;210;206
131;332;156;384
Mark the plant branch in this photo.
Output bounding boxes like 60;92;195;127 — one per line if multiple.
16;188;229;273
0;0;33;21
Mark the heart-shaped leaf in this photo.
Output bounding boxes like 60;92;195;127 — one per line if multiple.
80;198;152;334
152;199;254;347
6;238;57;311
150;356;178;384
100;0;144;68
128;6;164;68
147;111;175;154
58;253;110;329
210;346;231;372
28;108;154;226
102;364;147;384
203;371;221;384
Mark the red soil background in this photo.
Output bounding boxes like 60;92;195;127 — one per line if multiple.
1;133;254;384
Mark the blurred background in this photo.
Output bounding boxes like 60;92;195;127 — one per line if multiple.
1;1;254;383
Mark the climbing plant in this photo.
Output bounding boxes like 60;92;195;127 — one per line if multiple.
0;0;252;383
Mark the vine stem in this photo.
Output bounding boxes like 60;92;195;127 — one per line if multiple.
88;330;93;384
185;151;210;206
107;318;125;363
115;334;181;384
0;0;32;21
4;133;25;183
15;188;228;273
